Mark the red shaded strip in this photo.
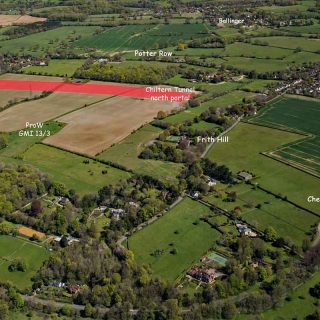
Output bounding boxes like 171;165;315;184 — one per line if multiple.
0;80;192;101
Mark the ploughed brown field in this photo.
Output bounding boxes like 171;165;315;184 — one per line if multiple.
44;95;180;156
0;92;111;132
0;15;47;26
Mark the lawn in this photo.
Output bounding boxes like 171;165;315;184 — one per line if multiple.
0;235;48;289
206;122;320;214
21;59;85;77
98;124;183;185
20;144;130;195
128;197;220;281
249;95;320;177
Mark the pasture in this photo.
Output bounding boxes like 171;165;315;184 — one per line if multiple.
224;56;288;73
242;79;278;92
223;42;292;59
21;144;130;195
44;94;179;156
206;122;320;214
21;59;85;77
128;197;220;282
249;95;320;177
98;124;183;184
0;122;62;160
76;23;211;51
252;36;320;53
0;235;48;289
205;183;318;245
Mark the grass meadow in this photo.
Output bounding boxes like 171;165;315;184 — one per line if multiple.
0;235;48;289
128;197;220;282
21;59;85;77
21;144;130;195
98;124;183;184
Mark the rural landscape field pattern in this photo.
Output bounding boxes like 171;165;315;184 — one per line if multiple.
0;0;320;319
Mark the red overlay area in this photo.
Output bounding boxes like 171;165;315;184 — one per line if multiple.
0;80;192;101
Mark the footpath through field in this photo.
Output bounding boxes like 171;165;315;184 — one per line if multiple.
0;79;192;101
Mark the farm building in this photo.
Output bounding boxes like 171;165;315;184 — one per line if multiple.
237;171;253;181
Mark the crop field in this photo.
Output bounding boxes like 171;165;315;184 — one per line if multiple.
0;26;97;55
252;36;320;53
0;90;40;110
128;197;220;282
21;144;130;195
0;91;110;132
223;42;292;59
98;124;183;184
44;95;179;156
207;122;320;214
249;96;320;177
76;23;211;51
21;59;85;77
0;235;48;289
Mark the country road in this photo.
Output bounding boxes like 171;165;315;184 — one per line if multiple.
23;295;139;315
201;115;243;158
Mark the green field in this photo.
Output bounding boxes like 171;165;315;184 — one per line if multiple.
20;144;130;195
76;23;211;51
98;124;183;184
224;56;288;73
206;122;320;214
249;96;320;177
21;59;85;77
0;26;97;55
165;90;253;124
252;36;320;53
0;235;48;289
242;79;278;92
205;183;318;245
223;42;292;59
0;122;62;160
128;197;220;281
